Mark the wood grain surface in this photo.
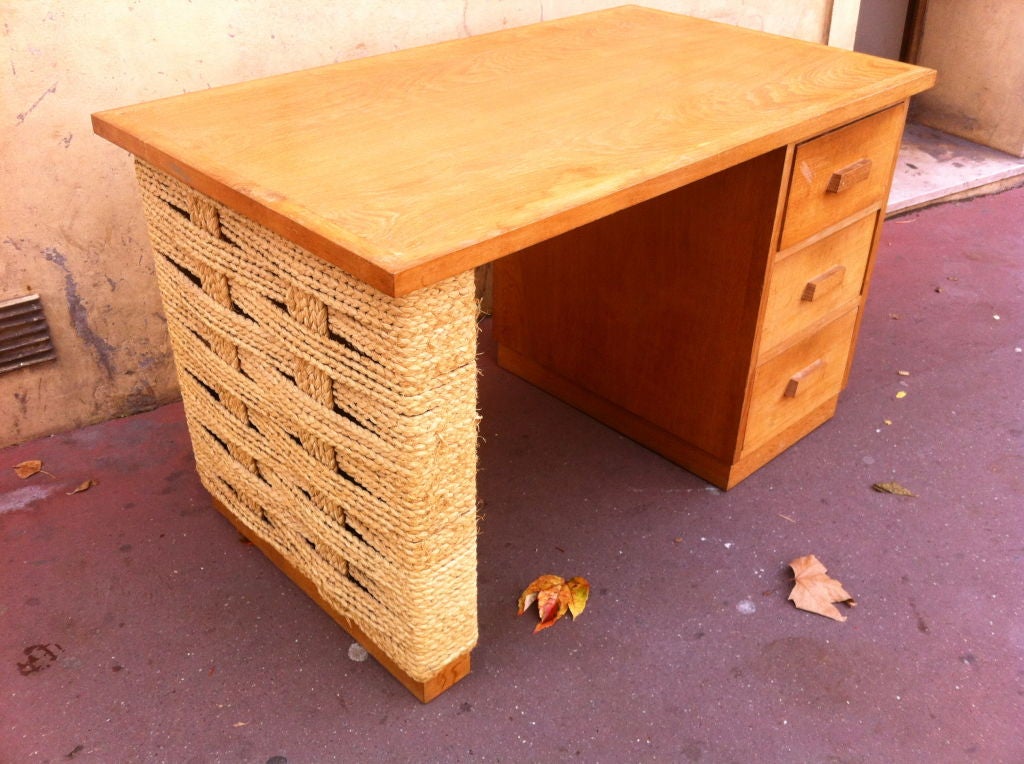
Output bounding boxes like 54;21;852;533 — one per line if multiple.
93;5;934;295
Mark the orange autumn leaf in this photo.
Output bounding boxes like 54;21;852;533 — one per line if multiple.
517;574;591;633
517;574;564;616
535;585;571;633
14;460;45;479
788;555;856;622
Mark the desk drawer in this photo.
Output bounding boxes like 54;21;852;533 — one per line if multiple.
761;213;876;354
780;105;904;249
744;308;858;451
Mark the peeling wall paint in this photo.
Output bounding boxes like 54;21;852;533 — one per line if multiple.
0;0;831;449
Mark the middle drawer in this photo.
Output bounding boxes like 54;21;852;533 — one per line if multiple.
760;213;875;356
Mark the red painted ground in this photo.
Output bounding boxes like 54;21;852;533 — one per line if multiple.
3;186;1022;762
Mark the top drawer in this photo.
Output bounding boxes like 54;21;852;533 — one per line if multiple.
780;105;906;250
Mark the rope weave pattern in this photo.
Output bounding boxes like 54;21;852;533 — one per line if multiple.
135;160;479;682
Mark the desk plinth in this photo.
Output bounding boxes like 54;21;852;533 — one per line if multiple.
93;6;933;700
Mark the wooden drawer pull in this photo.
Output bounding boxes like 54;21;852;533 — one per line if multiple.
827;158;872;194
801;265;847;302
784;358;825;398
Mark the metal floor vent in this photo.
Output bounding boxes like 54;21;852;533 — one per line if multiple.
0;294;56;375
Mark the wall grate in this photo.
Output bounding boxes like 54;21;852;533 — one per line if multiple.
0;294;56;375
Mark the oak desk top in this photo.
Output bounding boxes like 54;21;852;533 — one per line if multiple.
93;5;934;296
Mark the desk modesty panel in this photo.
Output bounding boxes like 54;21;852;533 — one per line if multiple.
93;6;934;701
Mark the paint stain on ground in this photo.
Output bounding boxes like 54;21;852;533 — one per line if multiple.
746;637;900;711
17;643;64;675
0;484;59;514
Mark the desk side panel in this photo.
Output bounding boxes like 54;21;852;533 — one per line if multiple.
134;162;479;692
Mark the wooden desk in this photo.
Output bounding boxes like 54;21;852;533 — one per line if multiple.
93;6;934;700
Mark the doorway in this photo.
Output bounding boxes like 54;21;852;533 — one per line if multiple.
855;0;1024;214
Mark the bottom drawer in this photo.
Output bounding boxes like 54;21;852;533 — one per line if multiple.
743;308;859;452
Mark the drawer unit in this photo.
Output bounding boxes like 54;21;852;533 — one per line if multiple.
760;212;876;355
780;105;905;249
743;308;859;452
493;103;914;489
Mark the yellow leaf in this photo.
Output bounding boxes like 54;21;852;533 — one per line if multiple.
895;391;907;399
788;555;856;622
565;577;590;619
872;481;916;497
67;479;97;495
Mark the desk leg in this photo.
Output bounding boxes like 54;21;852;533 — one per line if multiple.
135;161;479;701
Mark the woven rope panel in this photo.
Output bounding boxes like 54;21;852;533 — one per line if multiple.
135;160;479;682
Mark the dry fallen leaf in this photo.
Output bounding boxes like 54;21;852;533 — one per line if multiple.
788;555;856;622
517;575;562;615
14;460;52;479
566;577;589;620
535;585;571;631
67;479;97;495
518;574;590;633
872;481;916;497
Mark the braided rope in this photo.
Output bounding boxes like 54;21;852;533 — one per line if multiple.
135;160;479;681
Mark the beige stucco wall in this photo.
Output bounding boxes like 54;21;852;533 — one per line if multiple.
1;0;833;448
911;0;1024;157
